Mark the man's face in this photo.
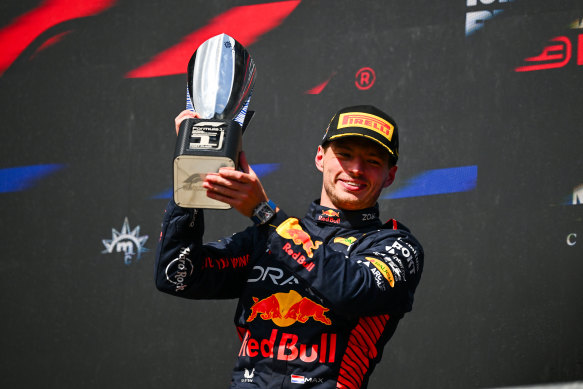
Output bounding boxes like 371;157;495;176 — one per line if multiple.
315;138;397;211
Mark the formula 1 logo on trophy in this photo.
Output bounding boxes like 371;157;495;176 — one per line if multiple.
173;33;256;209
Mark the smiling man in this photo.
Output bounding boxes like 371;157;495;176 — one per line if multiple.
155;105;424;388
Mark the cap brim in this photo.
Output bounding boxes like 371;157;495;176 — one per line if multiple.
328;133;397;158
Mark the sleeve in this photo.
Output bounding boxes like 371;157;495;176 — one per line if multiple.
154;199;262;299
266;217;424;318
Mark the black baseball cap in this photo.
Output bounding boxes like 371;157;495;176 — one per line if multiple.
321;105;399;164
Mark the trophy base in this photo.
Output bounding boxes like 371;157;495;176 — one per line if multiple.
173;155;235;209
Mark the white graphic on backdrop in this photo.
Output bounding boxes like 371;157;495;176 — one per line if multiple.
102;217;149;265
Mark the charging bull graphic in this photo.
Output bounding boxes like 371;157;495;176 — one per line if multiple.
247;290;331;327
322;210;339;217
276;218;322;258
247;295;282;322
284;297;332;325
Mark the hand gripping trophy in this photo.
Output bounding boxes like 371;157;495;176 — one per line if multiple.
173;33;256;209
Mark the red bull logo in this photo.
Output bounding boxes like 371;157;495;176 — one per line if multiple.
281;242;316;272
238;328;337;363
321;209;340;218
318;209;341;224
247;290;331;327
276;218;322;258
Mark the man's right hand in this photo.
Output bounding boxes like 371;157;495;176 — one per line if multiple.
174;110;200;135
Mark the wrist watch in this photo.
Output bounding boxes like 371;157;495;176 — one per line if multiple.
251;199;277;225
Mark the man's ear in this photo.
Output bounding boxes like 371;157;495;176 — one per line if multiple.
383;165;398;188
315;145;325;172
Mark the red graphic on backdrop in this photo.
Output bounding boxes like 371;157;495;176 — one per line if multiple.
0;0;116;76
126;1;301;78
355;67;376;90
305;72;336;94
515;34;583;72
30;30;72;58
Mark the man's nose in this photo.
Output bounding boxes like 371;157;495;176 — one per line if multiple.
346;157;365;175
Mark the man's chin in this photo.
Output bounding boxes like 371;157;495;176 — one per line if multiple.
332;194;372;211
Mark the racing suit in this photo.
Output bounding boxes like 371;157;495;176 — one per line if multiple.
155;199;423;388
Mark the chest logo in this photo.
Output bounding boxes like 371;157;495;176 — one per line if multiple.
247;290;331;326
276;218;322;258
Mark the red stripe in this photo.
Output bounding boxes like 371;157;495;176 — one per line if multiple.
0;0;115;76
126;1;301;78
379;314;390;325
350;328;374;360
336;315;391;387
369;316;385;334
361;317;381;340
343;350;366;376
336;375;357;389
339;362;361;384
337;367;360;389
354;324;377;358
346;343;369;370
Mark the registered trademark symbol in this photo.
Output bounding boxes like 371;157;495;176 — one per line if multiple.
355;67;376;90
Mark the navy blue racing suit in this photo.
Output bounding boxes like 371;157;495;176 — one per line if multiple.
155;199;423;388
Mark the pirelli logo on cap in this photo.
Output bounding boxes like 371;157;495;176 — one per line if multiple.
338;112;395;141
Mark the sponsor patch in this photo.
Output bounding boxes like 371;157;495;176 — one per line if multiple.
247;290;331;326
276;218;322;258
165;247;194;291
242;368;255;383
333;236;357;247
318;209;341;224
365;257;395;287
337;112;395;141
239;329;336;363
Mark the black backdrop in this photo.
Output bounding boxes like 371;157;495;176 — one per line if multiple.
1;1;582;388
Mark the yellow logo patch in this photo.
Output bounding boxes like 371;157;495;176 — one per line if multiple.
338;112;394;141
333;236;357;247
365;257;395;287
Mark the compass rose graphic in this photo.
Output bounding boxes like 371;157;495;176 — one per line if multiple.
102;218;149;265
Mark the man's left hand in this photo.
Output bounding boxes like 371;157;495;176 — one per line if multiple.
202;151;268;217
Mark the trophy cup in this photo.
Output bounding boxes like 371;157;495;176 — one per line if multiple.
173;33;256;209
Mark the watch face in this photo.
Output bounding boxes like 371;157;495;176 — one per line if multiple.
255;202;274;224
259;206;273;221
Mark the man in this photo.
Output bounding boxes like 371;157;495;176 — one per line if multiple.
155;105;424;388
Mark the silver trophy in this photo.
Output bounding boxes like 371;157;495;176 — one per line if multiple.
173;33;256;209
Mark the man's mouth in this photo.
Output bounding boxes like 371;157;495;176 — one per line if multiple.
339;179;366;191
